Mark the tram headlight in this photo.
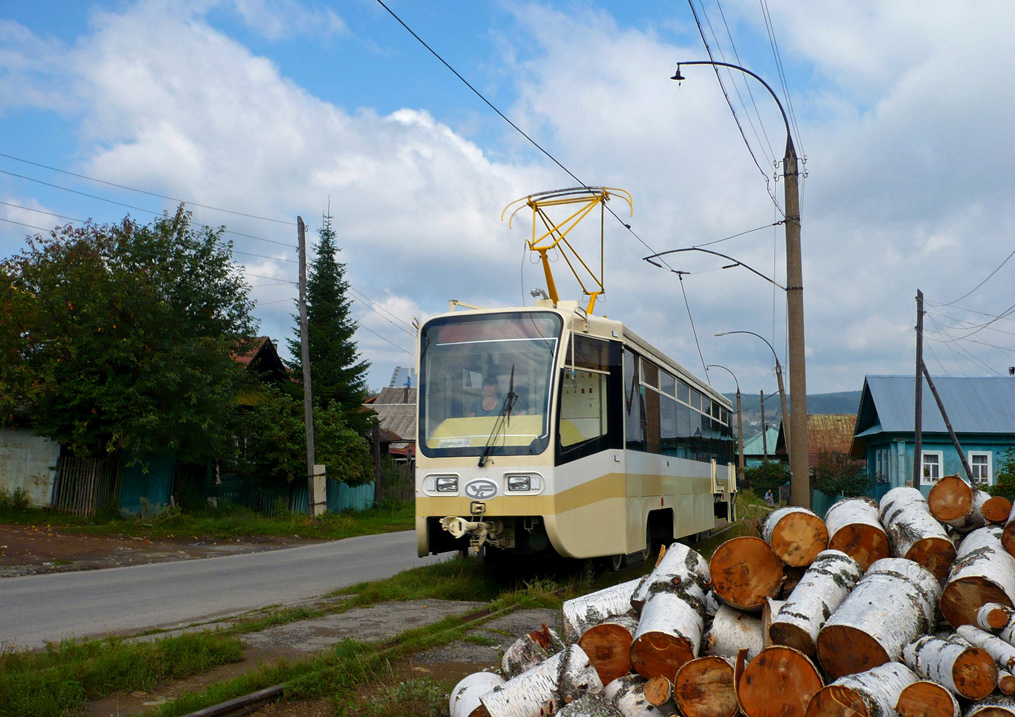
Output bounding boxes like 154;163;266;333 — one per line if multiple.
507;475;531;492
435;476;458;493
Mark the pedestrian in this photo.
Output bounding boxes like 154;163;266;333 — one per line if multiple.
764;489;774;505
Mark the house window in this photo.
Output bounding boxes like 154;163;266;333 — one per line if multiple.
922;452;943;483
970;452;992;486
875;448;889;482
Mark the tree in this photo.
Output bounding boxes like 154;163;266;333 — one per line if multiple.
811;451;869;497
0;206;257;461
288;211;372;435
987;447;1015;500
743;460;791;494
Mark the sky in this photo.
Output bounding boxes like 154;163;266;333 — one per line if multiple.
2;0;1013;401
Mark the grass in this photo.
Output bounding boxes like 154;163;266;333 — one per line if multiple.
0;497;414;543
0;632;244;717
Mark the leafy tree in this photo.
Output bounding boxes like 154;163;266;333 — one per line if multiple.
0;206;256;461
229;384;372;485
987;447;1015;500
812;451;869;497
743;460;791;494
288;211;372;435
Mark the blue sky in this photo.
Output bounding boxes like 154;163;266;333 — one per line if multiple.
2;0;1013;398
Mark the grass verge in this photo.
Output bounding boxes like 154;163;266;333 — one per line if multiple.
0;632;244;717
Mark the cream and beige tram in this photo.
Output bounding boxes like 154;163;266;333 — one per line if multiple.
415;300;737;564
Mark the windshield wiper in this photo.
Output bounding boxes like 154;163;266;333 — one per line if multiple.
478;366;517;468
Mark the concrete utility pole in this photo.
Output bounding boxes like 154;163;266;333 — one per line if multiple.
707;364;744;488
760;390;768;460
674;61;809;507
914;289;924;488
298;217;324;517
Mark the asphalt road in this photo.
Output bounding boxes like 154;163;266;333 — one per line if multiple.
0;530;448;650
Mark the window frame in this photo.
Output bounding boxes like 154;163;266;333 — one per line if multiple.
922;451;944;483
969;451;993;486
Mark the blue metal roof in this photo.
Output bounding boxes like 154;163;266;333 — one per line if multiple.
856;375;1015;435
742;428;780;456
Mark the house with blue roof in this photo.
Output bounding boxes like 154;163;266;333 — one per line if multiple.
850;375;1015;494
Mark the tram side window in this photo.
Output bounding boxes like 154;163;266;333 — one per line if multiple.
624;348;645;451
558;336;622;459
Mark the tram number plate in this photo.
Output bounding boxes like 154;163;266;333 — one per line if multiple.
438;438;471;448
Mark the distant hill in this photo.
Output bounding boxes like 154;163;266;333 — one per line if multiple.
723;390;862;439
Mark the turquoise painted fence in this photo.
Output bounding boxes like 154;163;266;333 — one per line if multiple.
290;479;376;514
811;482;891;519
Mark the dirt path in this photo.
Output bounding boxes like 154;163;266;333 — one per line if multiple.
0;523;317;577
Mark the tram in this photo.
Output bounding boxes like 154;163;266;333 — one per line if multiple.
414;189;737;564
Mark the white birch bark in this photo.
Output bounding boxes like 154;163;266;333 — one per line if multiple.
879;486;956;579
704;603;763;661
502;624;565;679
977;603;1015;633
603;674;670;717
762;598;785;649
824;496;891;572
956;624;1015;672
554;693;624;717
451;672;506;717
896;680;961;717
761;506;829;567
769;549;863;656
816;557;941;680
630;541;711;611
629;581;706;679
813;661;919;717
941;526;1015;628
563;578;641;643
481;644;603;717
964;696;1015;717
704;589;722;617
902;634;998;700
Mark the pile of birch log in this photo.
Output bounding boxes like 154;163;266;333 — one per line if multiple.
449;475;1015;717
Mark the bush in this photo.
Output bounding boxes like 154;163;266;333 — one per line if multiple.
742;461;791;493
0;486;31;514
812;451;869;497
988;447;1015;500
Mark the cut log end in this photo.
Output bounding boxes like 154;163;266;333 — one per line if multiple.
643;675;673;707
816;624;891;681
769;621;816;656
952;647;1000;701
1000;672;1015;696
710;537;785;611
896;681;959;717
578;622;635;686
738;646;824;717
980;603;1014;630
941;578;1015;628
828;524;891;573
674;656;738;717
905;536;957;580
769;510;830;567
984;497;1013;525
805;685;869;717
928;475;974;522
630;630;696;681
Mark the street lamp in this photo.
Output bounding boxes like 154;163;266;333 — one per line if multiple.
714;330;790;465
674;60;809;508
706;364;744;492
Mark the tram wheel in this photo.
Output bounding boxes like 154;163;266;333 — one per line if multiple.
607;553;625;572
638;525;653;563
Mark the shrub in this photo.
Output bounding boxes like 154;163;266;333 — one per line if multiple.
742;461;791;493
988;447;1015;500
0;486;31;514
812;451;869;497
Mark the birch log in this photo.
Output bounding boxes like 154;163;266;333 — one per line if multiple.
737;645;824;717
901;635;997;700
503;623;564;679
642;676;672;707
578;614;639;686
816;557;941;680
763;599;786;649
602;674;670;717
554;693;622;717
805;661;918;717
1002;501;1015;559
824;497;892;572
705;604;764;661
631;541;711;612
563;578;641;643
762;507;830;567
896;680;961;717
964;696;1015;717
940;526;1015;628
977;603;1015;632
674;655;738;717
928;474;990;533
879;486;957;579
629;581;706;680
480;644;603;717
451;672;506;717
999;670;1015;695
984;497;1013;526
956;624;1015;672
769;550;863;656
709;537;785;612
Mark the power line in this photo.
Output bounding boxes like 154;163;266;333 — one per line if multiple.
940;243;1015;306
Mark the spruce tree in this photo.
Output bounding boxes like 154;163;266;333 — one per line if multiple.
289;211;372;435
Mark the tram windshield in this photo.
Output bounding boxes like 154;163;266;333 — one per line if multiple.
418;311;562;458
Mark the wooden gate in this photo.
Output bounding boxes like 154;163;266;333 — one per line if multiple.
51;453;120;516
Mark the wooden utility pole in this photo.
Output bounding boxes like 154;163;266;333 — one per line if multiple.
760;390;768;460
922;364;974;482
914;289;924;488
297;217;322;516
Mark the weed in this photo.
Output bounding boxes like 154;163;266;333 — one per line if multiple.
0;486;31;515
335;677;447;717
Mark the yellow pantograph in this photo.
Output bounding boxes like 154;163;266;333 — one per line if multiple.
502;186;632;315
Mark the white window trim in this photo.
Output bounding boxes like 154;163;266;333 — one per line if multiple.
969;451;993;486
922;451;944;483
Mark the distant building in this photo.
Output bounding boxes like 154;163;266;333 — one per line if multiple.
775;414;859;470
850;375;1015;492
742;428;780;467
364;386;417;465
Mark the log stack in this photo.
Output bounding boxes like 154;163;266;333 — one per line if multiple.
451;493;1015;717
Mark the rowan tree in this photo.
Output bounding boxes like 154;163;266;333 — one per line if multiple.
0;206;256;461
